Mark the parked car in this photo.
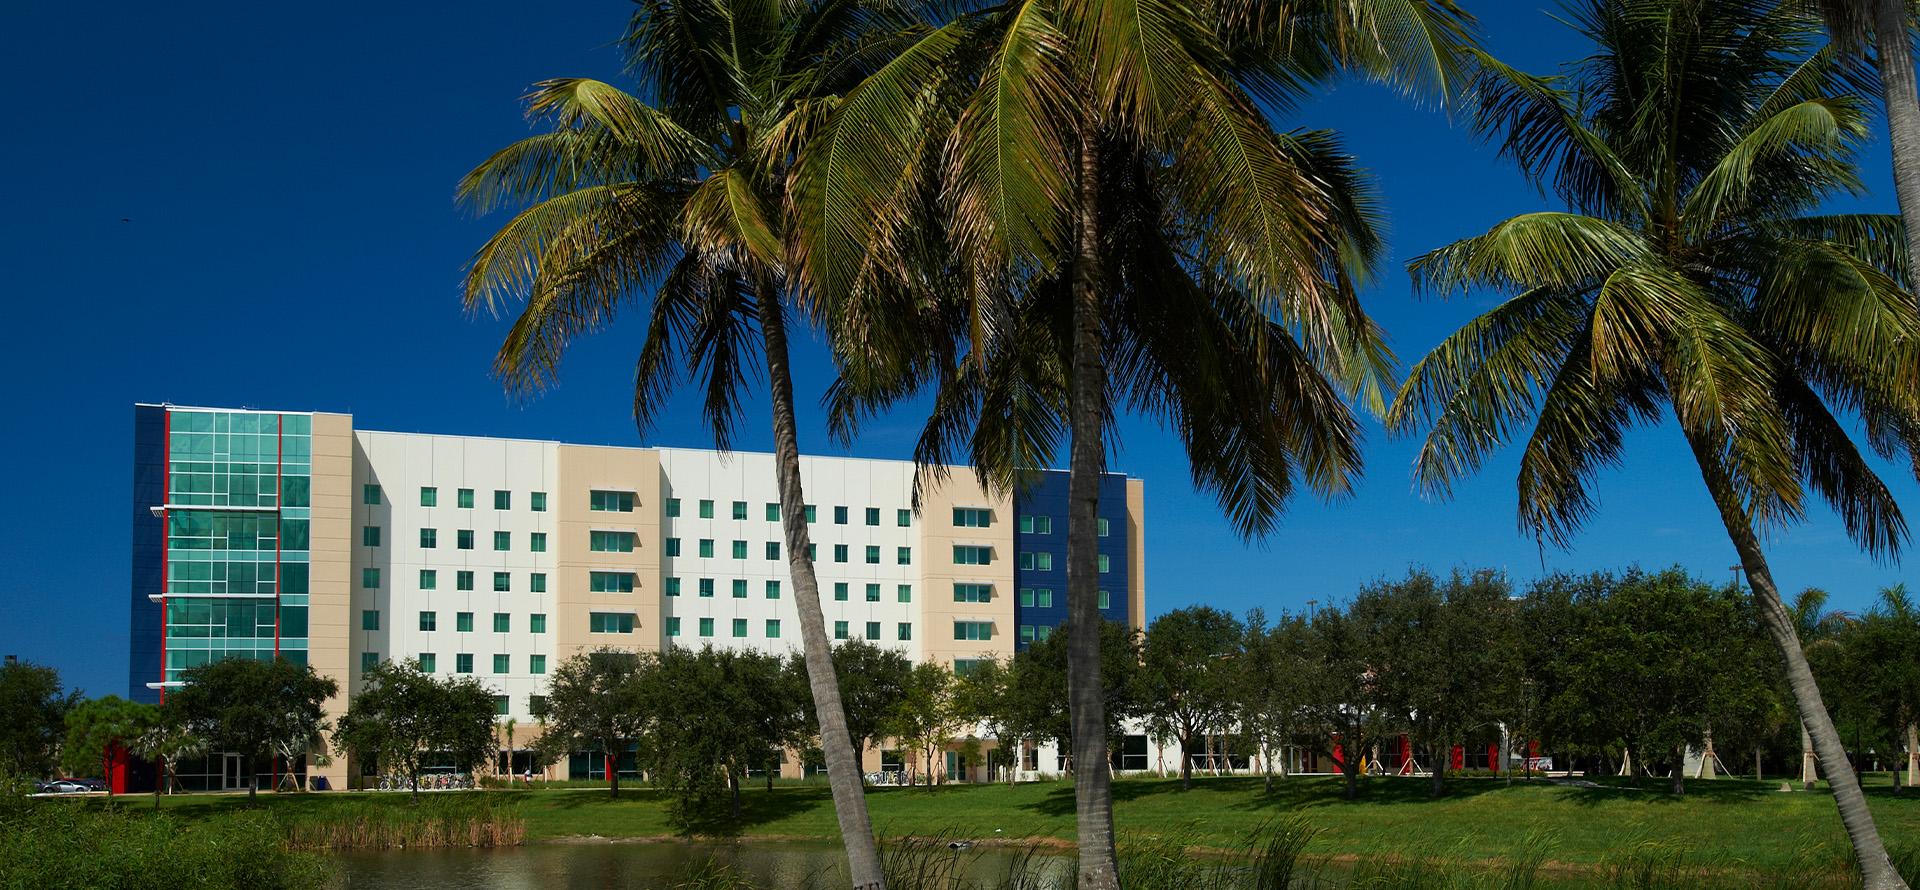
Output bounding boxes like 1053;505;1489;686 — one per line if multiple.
36;780;92;794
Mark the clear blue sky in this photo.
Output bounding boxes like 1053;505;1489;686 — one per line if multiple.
1;0;1910;697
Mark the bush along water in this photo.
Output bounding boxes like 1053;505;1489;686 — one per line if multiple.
276;792;525;850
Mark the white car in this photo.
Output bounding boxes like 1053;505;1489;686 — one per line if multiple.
35;780;93;795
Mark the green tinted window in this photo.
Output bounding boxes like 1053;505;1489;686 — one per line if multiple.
530;655;547;674
419;528;437;548
493;613;510;633
732;501;748;520
732;579;748;598
456;571;473;591
666;498;681;517
419;611;437;631
363;484;381;505
361;568;380;589
494;490;511;510
493;572;510;592
417;653;436;672
419;569;437;590
457;612;474;632
361;609;379;630
420;487;437;507
362;526;381;547
530;614;547;633
530;492;547;512
530;532;547;552
732;618;748;638
457;489;474;509
766;620;781;638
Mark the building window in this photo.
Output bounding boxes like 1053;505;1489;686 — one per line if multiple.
420;569;437;590
363;525;381;547
531;492;547;512
832;544;848;563
833;506;848;525
953;545;992;565
529;695;547;716
590;490;635;512
590;572;635;593
665;577;681;597
362;609;380;630
667;617;682;637
666;498;681;517
897;584;913;603
1018;515;1053;534
953;507;991;528
954;658;983;676
765;541;780;560
865;507;881;526
530;655;547;674
897;546;912;565
456;570;474;591
865;621;880;640
457;488;475;509
362;568;380;589
699;578;715;597
493;572;511;592
732;501;748;520
808;544;817;560
530;532;547;553
361;652;379;671
494;531;511;551
1099;554;1110;573
494;490;511;510
897;622;912;641
765;580;781;599
767;619;781;639
698;499;715;519
1018;552;1053;571
420;487;437;507
1098;517;1110;536
492;654;510;674
1099;589;1111;610
699;617;715;637
363;484;381;505
1018;588;1053;608
457;612;474;632
954;621;993;641
420;528;437;549
456;654;474;674
865;583;881;602
589;612;636;634
834;583;848;601
732;540;748;560
732;579;748;599
493;695;509;715
530;613;547;634
666;537;682;557
417;653;437;672
457;529;474;550
1037;625;1052;641
765;502;781;521
865;546;880;564
1020;625;1036;643
834;621;849;640
956;584;992;603
804;505;817;522
493;613;510;633
897;508;912;527
590;531;637;553
698;539;715;558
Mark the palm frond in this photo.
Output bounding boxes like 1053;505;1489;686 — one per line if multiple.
1409;212;1647;298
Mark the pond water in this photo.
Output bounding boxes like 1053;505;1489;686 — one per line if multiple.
329;842;1068;889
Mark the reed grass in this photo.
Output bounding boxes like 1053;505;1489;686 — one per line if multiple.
276;793;524;850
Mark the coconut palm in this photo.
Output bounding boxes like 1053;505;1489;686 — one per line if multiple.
457;0;914;883
1806;1;1920;281
792;0;1478;883
1388;2;1918;885
1793;588;1856;789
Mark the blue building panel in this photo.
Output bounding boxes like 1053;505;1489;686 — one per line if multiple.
1009;470;1132;650
128;405;166;703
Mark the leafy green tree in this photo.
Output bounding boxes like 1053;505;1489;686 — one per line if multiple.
798;640;912;769
1138;607;1243;790
1845;587;1920;789
1002;622;1142;773
1237;610;1315;792
128;709;201;808
1387;1;1916;881
0;659;75;779
1297;603;1395;800
536;650;647;799
167;658;337;802
886;662;968;788
796;0;1479;880
336;660;497;800
60;697;157;798
639;647;803;824
459;0;911;880
950;657;1015;782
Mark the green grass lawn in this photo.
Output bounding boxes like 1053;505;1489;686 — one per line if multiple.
130;773;1920;878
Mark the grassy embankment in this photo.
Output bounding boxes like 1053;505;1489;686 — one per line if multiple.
134;774;1920;880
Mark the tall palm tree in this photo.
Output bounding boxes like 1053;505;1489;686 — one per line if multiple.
1806;1;1920;283
1388;2;1917;885
791;0;1477;884
1793;588;1856;789
458;1;913;884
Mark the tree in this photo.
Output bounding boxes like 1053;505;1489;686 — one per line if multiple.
795;0;1480;882
1387;1;1917;883
950;658;1015;782
1296;604;1395;800
459;0;902;879
800;640;911;768
1138;607;1243;790
0;660;74;779
536;650;647;799
1807;0;1920;291
60;697;156;799
1846;587;1920;789
1237;611;1315;792
167;658;337;802
637;647;803;825
128;710;202;808
336;661;497;800
1002;623;1142;773
886;662;968;788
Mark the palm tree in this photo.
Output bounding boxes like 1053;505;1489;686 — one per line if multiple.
792;0;1478;883
1806;1;1920;282
458;1;911;884
1388;2;1918;885
1793;589;1856;789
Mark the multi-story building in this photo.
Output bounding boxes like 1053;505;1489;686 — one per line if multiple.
129;404;1147;790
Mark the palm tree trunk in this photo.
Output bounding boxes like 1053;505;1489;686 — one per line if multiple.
1872;0;1920;271
1067;129;1121;890
1684;433;1908;889
755;284;887;890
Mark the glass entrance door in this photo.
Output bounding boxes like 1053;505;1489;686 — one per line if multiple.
221;754;245;791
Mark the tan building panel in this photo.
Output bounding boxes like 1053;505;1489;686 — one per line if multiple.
556;444;664;660
915;468;1016;669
